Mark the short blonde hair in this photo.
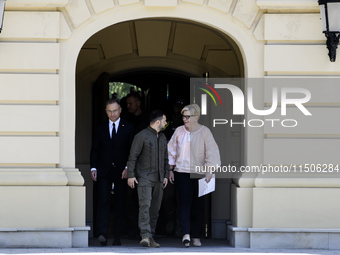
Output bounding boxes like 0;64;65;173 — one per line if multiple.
181;104;200;119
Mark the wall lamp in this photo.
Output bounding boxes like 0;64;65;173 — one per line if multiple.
0;0;5;33
318;0;340;62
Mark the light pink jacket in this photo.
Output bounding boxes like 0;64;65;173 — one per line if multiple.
168;125;221;174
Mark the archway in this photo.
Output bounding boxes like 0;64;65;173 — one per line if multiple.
75;18;243;240
59;5;264;244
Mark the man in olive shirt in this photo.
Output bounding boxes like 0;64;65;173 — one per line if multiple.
127;110;169;248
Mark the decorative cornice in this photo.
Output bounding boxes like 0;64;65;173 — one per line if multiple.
257;0;319;9
6;0;68;8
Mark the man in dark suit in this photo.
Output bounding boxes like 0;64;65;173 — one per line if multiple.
90;98;134;246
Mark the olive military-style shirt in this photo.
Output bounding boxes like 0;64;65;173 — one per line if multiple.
127;126;170;182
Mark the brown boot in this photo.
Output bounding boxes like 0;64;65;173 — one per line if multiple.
140;236;150;247
150;237;160;248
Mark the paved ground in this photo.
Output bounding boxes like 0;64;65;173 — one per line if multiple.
1;237;340;254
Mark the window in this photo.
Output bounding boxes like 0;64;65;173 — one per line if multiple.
109;82;142;99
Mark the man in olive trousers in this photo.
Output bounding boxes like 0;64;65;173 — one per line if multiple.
127;110;169;248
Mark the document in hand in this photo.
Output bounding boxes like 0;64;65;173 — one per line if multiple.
198;174;215;197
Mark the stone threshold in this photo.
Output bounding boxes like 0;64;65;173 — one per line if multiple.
0;227;90;232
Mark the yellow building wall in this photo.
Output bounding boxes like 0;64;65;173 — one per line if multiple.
0;2;87;248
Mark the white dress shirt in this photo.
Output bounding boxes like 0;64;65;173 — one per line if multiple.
109;118;120;138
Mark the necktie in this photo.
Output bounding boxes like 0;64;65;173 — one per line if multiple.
112;123;116;139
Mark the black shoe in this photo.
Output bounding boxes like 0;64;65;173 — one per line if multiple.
98;234;107;246
112;238;121;246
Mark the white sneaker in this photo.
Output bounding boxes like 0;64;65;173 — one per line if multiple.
192;238;201;247
182;234;190;247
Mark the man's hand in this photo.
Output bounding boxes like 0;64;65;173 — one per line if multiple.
127;177;138;189
163;178;168;189
121;168;128;179
91;170;97;181
169;171;174;184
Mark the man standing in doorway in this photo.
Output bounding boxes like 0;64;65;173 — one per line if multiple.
123;92;150;239
127;110;170;248
90;99;134;246
124;92;149;134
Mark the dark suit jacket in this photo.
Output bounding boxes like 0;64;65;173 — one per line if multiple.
90;118;134;178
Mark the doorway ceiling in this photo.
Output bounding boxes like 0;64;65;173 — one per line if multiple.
76;19;243;78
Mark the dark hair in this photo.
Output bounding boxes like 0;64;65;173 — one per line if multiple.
149;110;164;124
106;98;121;107
126;92;141;102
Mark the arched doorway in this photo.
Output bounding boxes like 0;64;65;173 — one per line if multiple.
75;18;244;241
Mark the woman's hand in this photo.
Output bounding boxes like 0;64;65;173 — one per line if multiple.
205;172;213;183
